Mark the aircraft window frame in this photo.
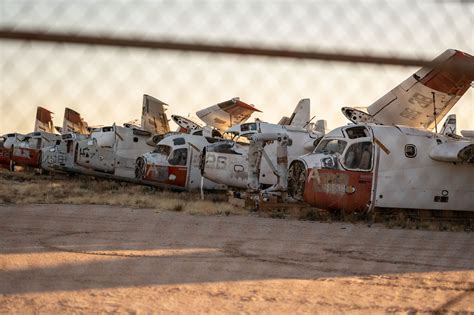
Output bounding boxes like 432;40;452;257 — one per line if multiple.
314;139;347;155
240;123;257;132
168;148;188;166
153;145;171;157
342;141;373;171
405;144;417;158
102;127;114;132
344;126;369;139
173;137;186;146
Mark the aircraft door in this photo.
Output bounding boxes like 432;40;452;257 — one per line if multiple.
308;141;374;213
167;147;188;187
186;143;204;190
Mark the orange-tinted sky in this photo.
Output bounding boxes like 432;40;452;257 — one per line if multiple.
1;0;473;134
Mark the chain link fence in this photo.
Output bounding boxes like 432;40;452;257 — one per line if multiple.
1;1;474;312
1;0;472;135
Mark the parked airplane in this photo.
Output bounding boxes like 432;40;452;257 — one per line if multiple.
287;49;474;212
0;133;21;169
2;107;62;171
41;94;169;178
134;97;261;190
135;133;226;190
200;99;326;191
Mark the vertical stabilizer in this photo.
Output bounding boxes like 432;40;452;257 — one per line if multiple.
288;98;310;127
34;106;55;133
63;107;89;135
440;114;456;136
141;94;170;134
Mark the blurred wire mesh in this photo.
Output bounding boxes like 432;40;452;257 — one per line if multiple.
0;0;473;134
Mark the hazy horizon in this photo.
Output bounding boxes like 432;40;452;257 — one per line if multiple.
1;0;473;134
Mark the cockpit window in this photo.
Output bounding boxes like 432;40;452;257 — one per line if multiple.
345;126;369;139
343;141;372;170
153;145;171;156
168;148;188;166
314;139;347;154
102;126;114;132
241;123;257;132
173;138;185;146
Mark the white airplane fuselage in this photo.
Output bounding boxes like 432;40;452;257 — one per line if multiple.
202;121;323;189
136;134;226;191
290;124;474;212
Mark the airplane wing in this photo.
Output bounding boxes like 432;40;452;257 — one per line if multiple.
141;94;170;135
34;106;55;133
63;107;89;135
343;49;474;129
196;97;262;131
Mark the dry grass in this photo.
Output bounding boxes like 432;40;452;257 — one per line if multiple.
1;169;469;230
0;169;246;216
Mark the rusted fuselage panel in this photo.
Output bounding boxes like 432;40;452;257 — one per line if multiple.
304;168;372;213
143;164;187;187
0;147;12;169
11;147;42;168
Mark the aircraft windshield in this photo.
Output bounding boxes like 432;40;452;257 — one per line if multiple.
343;141;373;170
153;145;171;157
241;123;257;132
314;139;347;155
168;148;187;166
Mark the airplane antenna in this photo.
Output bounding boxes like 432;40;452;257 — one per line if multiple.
303;115;316;128
432;92;438;134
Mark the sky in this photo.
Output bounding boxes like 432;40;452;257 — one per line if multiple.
0;0;473;134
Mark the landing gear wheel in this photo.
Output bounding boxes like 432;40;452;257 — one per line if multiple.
288;161;307;201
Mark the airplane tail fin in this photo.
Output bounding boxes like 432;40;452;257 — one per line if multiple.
34;106;55;133
440;114;456;136
279;98;311;127
314;119;327;135
63;107;89;135
141;94;170;135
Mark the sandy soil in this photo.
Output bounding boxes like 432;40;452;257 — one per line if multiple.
0;204;473;314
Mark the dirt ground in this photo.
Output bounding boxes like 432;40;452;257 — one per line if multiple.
0;204;473;314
